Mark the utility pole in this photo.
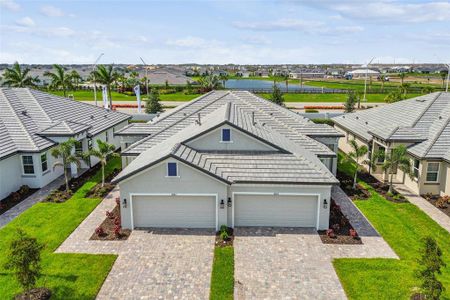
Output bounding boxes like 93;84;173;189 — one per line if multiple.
140;57;149;97
445;63;449;93
92;53;104;106
363;57;375;103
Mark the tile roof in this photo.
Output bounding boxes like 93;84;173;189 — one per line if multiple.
0;88;130;159
113;93;339;185
332;92;450;162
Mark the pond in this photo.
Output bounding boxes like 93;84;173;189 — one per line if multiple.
224;79;336;92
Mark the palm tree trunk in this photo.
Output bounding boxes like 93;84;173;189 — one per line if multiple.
353;169;358;189
64;168;69;192
63;88;66;97
101;164;105;187
108;85;113;109
389;172;394;194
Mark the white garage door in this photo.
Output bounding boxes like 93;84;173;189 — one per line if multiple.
234;194;318;227
132;195;216;229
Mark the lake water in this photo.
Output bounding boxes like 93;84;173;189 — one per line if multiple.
224;79;334;92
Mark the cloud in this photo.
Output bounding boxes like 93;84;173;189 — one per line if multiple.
15;17;35;27
3;24;75;37
40;5;64;17
240;35;272;45
305;1;450;23
166;36;211;48
0;0;20;12
233;19;363;35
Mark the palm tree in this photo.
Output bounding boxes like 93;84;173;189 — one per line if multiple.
399;83;410;96
422;86;434;94
219;73;229;88
44;64;74;97
2;62;39;87
399;72;406;85
384;89;404;103
379;75;386;92
283;74;289;92
70;70;82;90
83;139;118;187
198;75;221;92
51;138;82;192
92;65;118;109
346;140;370;188
377;145;414;194
441;71;448;88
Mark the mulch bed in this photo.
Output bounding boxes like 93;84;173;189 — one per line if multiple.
318;199;362;245
85;168;120;199
336;170;407;203
423;194;450;217
15;288;51;300
90;204;131;241
0;185;38;215
215;227;234;247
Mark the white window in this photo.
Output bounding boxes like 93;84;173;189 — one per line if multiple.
75;141;83;155
413;159;420;179
167;162;178;177
41;152;48;173
426;162;439;182
22;155;34;175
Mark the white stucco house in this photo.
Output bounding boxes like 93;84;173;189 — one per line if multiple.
113;91;343;231
0;88;130;200
333;92;450;196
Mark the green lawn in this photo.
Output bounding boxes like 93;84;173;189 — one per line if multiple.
210;246;234;300
0;157;121;299
304;79;440;91
334;154;450;299
49;90;201;102
257;93;420;103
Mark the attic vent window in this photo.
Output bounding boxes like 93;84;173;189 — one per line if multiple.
221;128;231;142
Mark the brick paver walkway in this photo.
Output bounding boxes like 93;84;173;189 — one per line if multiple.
56;187;215;300
234;188;397;300
395;184;450;234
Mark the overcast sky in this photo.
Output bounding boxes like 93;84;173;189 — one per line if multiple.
1;0;449;65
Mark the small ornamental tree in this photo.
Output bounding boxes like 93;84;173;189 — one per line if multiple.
84;139;119;187
344;91;357;113
4;229;44;293
346;140;369;188
145;89;163;114
416;237;446;300
51;138;81;192
269;84;284;106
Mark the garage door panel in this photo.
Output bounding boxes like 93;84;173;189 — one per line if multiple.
235;194;317;227
133;195;216;228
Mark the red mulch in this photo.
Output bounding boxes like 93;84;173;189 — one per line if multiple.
318;199;362;245
90;205;131;241
0;186;38;215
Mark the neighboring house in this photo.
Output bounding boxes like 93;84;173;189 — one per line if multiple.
333;92;450;196
0;88;130;200
146;69;195;85
113;91;343;231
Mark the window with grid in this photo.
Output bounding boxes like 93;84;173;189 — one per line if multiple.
22;155;34;174
413;159;420;179
41;152;48;173
426;162;439;182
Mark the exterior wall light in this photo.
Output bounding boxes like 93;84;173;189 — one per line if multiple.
122;198;127;208
323;199;328;209
227;197;232;207
220;199;225;209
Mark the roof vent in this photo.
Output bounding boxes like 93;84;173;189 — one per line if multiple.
343;116;345;118
195;113;201;125
365;121;368;125
21;110;28;116
90;115;95;119
439;116;443;120
356;116;359;120
252;111;256;125
104;114;108;118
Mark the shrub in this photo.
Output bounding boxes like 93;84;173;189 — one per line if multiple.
305;109;319;113
220;225;228;233
416;237;446;299
114;225;121;238
0;201;6;210
18;185;30;195
114;217;121;226
331;223;340;233
115;197;120;206
435;197;448;209
349;229;358;238
311;118;334;126
424;193;433;201
4;229;44;292
106;211;114;219
326;229;336;238
95;226;105;236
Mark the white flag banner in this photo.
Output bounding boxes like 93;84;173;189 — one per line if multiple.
134;85;141;113
102;86;108;109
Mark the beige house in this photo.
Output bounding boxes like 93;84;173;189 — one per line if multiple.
113;91;343;230
333;92;450;196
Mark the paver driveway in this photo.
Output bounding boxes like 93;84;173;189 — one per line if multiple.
56;189;215;300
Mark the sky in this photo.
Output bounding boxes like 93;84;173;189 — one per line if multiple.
0;0;450;65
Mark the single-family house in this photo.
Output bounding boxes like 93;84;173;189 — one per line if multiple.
113;91;343;231
333;92;450;196
0;88;130;200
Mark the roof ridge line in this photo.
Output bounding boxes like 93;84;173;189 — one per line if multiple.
25;89;52;123
423;114;450;157
0;89;39;150
411;92;442;127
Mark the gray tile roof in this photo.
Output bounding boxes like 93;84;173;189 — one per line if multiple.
119;91;340;157
332;92;450;162
113;95;338;185
0;88;130;159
